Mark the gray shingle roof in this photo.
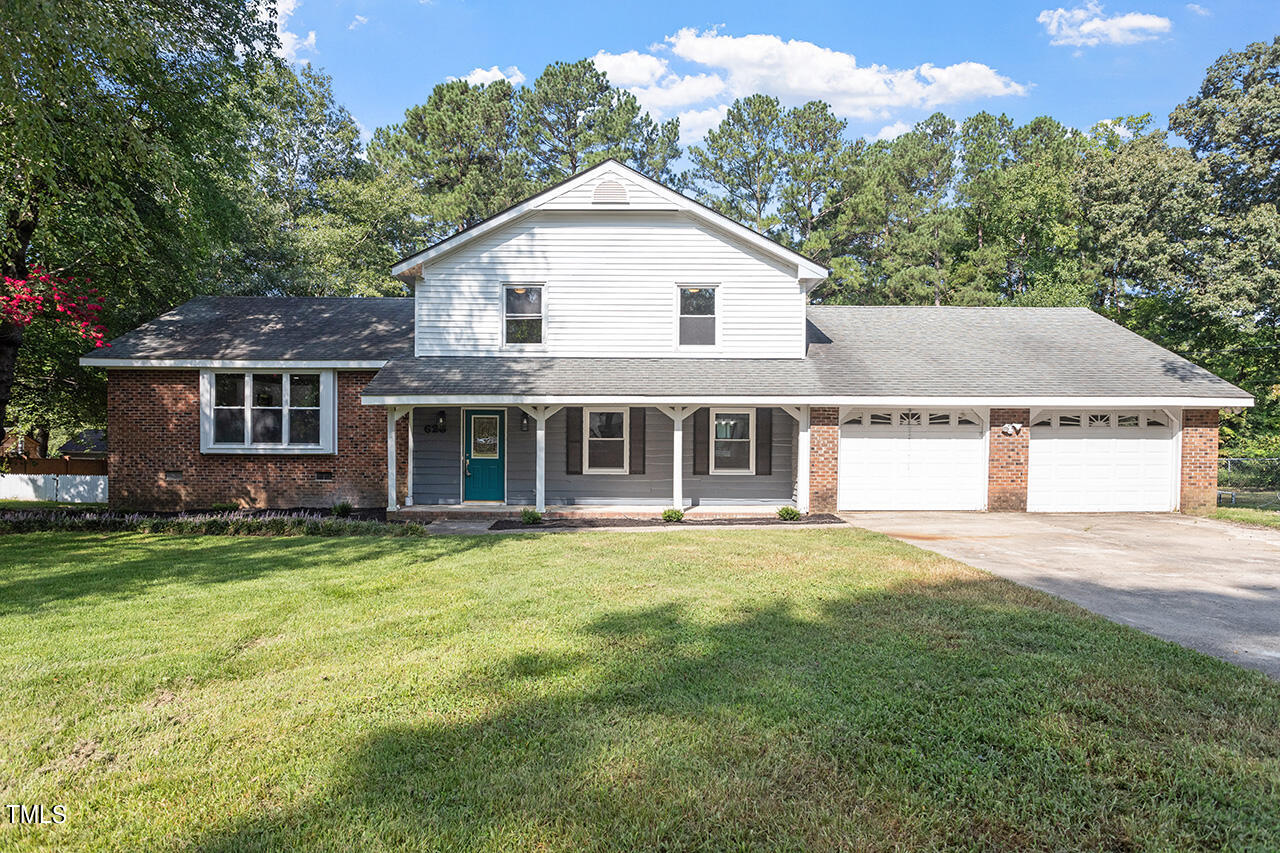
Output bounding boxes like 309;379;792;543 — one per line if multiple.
363;307;1249;401
88;296;414;362
86;296;1250;402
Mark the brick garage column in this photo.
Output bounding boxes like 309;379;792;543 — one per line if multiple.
808;406;839;513
988;408;1030;511
1180;409;1219;512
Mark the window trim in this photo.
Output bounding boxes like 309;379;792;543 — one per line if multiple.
502;282;545;349
675;283;719;350
582;407;629;474
199;369;336;454
710;407;754;475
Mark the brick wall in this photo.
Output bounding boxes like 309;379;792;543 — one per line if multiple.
808;406;839;513
988;408;1030;511
1180;408;1219;512
107;370;408;511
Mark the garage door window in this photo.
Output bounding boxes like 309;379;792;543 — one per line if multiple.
845;410;983;430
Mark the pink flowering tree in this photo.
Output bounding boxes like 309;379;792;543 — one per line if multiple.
0;267;108;443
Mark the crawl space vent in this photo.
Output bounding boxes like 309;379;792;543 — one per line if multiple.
592;179;628;204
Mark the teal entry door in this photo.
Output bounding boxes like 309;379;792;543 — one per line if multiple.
464;410;505;501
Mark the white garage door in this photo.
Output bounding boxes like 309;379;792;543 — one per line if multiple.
1028;411;1177;512
838;410;987;510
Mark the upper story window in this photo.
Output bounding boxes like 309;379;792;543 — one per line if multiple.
584;408;628;474
711;408;753;474
201;370;336;454
678;285;716;346
505;284;543;345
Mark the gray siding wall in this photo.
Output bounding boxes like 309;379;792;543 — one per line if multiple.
411;406;794;506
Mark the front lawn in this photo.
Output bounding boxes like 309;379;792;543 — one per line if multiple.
1212;506;1280;529
1;529;1277;851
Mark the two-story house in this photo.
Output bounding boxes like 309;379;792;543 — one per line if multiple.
83;160;1253;515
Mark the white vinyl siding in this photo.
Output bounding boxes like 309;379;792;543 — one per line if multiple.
414;211;807;358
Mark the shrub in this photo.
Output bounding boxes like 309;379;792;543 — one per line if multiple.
209;501;240;513
520;508;544;525
331;501;354;518
0;509;434;538
662;508;685;523
776;506;802;521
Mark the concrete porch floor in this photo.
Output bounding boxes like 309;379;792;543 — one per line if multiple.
388;503;794;521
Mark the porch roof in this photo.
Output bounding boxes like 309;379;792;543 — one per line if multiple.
362;307;1251;405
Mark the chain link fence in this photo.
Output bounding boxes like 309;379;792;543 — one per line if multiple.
1219;457;1280;508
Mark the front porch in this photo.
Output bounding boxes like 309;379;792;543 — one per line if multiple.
380;403;814;514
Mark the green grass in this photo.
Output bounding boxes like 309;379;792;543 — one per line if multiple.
0;529;1277;852
0;500;107;511
1211;506;1280;529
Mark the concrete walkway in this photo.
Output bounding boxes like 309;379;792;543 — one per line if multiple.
842;512;1280;679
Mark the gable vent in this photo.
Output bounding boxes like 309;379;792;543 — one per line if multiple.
592;179;629;205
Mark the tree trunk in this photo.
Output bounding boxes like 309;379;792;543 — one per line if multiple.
0;321;24;446
1;194;38;446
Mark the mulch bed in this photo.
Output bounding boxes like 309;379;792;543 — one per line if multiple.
489;513;845;530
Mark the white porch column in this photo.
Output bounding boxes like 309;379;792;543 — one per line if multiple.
386;406;408;511
658;406;693;510
405;408;414;506
797;405;811;513
535;413;547;512
386;408;398;511
518;405;562;513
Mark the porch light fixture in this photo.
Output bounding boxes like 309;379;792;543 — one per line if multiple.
512;287;527;294
436;410;448;433
520;412;530;431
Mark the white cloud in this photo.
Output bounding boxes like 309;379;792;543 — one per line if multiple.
1185;3;1211;15
871;121;911;141
348;14;368;31
270;0;317;63
676;104;729;143
662;28;1026;119
1037;2;1172;47
591;50;668;87
451;65;526;86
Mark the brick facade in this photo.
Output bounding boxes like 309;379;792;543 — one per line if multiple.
107;370;408;511
987;408;1030;511
1180;408;1219;512
808;406;840;513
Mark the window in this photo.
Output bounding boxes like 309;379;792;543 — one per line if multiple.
1146;414;1166;427
1088;413;1112;428
201;370;335;453
711;409;753;474
1058;414;1081;428
504;284;543;345
929;412;952;426
1117;414;1140;428
584;408;628;473
869;412;892;426
899;411;922;427
678;285;715;346
1032;416;1052;428
956;413;980;426
843;413;863;425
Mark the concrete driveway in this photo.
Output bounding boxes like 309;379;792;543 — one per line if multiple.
843;512;1280;679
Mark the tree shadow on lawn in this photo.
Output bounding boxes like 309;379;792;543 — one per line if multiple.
0;533;519;616
195;577;1280;852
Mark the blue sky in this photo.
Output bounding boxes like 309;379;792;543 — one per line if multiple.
273;0;1280;146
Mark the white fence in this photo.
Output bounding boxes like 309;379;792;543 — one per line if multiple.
0;473;108;503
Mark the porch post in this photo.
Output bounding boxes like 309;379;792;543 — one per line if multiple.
535;412;547;512
672;412;684;510
797;406;811;513
386;407;398;511
405;408;414;507
658;405;692;510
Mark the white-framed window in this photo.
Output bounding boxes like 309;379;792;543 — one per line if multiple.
583;407;628;474
677;284;717;347
504;283;544;345
199;370;336;454
711;408;753;474
1037;412;1171;429
843;409;984;429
